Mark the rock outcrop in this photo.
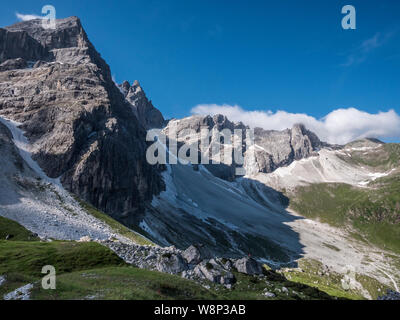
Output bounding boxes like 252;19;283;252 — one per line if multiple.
163;114;247;180
163;114;323;178
119;80;165;129
378;289;400;300
0;17;163;225
193;260;236;285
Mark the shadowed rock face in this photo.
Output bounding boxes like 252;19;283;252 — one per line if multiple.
118;80;165;129
0;27;48;64
0;17;163;224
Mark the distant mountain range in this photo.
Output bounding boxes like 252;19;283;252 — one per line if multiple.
1;17;399;300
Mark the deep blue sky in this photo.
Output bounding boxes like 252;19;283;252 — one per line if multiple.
1;0;399;120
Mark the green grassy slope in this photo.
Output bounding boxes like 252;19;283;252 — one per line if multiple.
0;218;339;300
2;188;382;300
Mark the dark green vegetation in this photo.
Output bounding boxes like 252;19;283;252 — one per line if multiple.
223;269;336;300
0;239;339;300
290;143;400;254
0;238;339;300
0;216;39;241
0;239;125;297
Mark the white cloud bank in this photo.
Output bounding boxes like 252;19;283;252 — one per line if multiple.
16;13;43;21
191;104;400;145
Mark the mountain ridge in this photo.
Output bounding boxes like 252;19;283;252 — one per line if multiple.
1;16;400;300
0;16;164;225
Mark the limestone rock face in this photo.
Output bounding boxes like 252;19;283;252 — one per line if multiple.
234;257;263;275
164;114;323;178
0;26;48;64
0;122;28;178
0;17;163;224
119;80;165;129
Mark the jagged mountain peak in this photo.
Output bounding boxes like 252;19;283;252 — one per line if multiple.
132;79;141;87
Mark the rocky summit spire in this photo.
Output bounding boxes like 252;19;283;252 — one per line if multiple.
121;80;165;129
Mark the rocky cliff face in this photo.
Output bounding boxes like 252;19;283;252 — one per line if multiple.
163;114;247;180
163;114;322;178
118;80;165;129
0;17;163;225
249;123;322;174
